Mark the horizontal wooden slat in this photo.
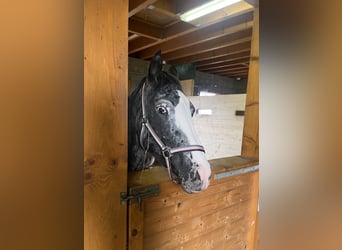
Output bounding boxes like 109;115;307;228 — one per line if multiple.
167;30;251;62
195;50;251;67
205;65;249;74
197;58;250;71
169;40;251;64
143;173;253;219
128;36;159;53
129;0;157;18
221;69;249;75
170;211;252;249
144;185;253;236
144;200;252;249
129;18;163;40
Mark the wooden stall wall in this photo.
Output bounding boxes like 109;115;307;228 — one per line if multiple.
189;94;246;160
84;0;128;249
128;157;259;249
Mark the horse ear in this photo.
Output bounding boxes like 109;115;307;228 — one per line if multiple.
148;50;163;82
168;66;179;79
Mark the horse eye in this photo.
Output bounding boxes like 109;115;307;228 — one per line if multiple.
155;105;168;115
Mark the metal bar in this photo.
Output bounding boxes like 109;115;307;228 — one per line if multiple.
214;165;259;180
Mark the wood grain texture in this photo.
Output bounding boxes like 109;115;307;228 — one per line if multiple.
129;202;144;250
242;7;259;158
84;0;128;249
242;7;259;250
180;79;194;96
128;157;259;249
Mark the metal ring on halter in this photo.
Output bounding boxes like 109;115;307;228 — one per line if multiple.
162;147;172;158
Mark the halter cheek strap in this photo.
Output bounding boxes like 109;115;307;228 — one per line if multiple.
140;82;205;182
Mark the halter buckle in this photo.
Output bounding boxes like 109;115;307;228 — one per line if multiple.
162;147;172;158
141;117;148;125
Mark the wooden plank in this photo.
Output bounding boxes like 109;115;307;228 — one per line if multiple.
128;202;144;250
129;3;253;54
178;217;249;249
169;41;251;64
144;185;254;236
129;36;158;54
129;18;163;40
141;171;258;249
247;170;259;250
180;79;194;96
242;7;259;250
163;30;252;61
143;177;251;216
144;201;252;249
197;57;250;71
136;13;254;59
208;67;249;74
128;157;259;249
129;0;157;18
242;7;259;158
196;51;251;67
84;0;128;249
188;95;246;160
201;65;249;75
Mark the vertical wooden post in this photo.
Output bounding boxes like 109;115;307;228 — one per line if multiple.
242;7;259;250
242;7;259;159
84;0;128;249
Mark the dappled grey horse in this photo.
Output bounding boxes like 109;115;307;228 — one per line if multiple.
128;51;211;193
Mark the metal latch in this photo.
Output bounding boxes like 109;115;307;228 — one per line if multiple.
120;184;160;211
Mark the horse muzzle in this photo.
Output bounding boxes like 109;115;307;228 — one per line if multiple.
180;163;211;194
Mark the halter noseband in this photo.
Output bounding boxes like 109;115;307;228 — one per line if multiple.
140;81;205;182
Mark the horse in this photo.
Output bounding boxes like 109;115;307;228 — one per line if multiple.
128;51;211;193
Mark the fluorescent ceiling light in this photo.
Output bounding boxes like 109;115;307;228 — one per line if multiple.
180;0;242;22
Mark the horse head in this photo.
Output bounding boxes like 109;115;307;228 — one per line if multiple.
128;51;211;193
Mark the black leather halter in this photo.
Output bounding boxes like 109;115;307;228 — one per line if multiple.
139;82;205;182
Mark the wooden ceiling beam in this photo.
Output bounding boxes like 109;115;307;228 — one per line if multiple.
221;70;249;76
129;37;158;53
134;12;254;59
195;51;251;67
245;0;259;7
162;29;252;61
129;5;254;54
197;57;250;70
128;33;140;41
129;18;163;40
169;40;251;64
129;0;158;18
128;21;194;54
204;65;249;74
